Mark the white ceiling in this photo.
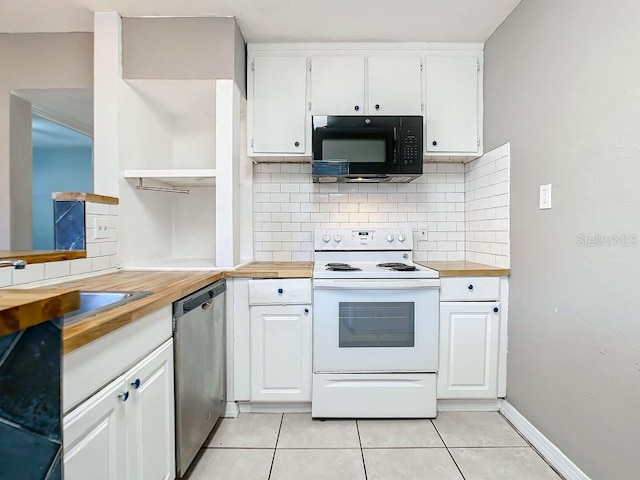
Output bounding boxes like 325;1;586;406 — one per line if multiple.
0;0;522;43
32;114;93;149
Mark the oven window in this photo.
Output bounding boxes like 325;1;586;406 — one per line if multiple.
338;302;415;348
322;139;386;163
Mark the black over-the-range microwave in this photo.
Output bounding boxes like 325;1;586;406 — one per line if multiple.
311;115;423;183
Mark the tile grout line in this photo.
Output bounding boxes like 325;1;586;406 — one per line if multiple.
431;419;466;480
355;420;368;480
267;413;284;480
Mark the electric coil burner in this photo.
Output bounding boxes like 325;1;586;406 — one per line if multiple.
312;228;441;419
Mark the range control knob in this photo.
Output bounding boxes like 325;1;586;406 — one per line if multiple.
334;234;342;243
322;234;331;243
398;234;406;243
387;234;395;242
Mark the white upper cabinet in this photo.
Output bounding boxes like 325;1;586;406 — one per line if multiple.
251;56;307;154
247;44;484;158
425;55;480;154
367;56;423;115
311;56;365;115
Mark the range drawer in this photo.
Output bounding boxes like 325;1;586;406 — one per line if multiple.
440;277;500;301
248;279;312;305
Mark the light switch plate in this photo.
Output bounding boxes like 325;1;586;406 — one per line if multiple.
94;217;109;239
539;184;552;209
419;228;428;240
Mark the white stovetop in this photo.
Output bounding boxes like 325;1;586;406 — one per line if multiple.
313;260;439;279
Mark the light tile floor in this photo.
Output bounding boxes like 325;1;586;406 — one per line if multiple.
184;412;563;480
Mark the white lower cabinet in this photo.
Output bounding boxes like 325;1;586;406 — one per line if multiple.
250;304;312;402
64;339;175;480
437;302;500;399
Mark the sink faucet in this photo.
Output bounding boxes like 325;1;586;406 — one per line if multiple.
0;259;27;269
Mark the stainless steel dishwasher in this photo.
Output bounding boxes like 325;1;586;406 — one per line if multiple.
173;279;226;478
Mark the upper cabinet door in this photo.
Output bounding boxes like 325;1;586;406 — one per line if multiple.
367;56;423;115
252;56;307;154
425;56;479;153
311;56;365;115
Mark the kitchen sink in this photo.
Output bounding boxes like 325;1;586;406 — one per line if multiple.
63;291;152;325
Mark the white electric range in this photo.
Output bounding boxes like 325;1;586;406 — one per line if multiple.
312;228;440;418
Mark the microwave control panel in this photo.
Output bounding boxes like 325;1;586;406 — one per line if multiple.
398;126;422;166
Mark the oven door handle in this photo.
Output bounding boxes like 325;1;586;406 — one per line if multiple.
313;279;440;290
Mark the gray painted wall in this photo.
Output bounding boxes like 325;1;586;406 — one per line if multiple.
10;95;33;250
0;33;93;250
122;17;246;96
484;1;640;478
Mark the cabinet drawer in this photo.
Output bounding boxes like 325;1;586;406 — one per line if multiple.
440;277;500;301
248;279;312;305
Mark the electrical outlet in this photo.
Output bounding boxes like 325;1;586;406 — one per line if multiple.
419;228;428;241
94;217;109;239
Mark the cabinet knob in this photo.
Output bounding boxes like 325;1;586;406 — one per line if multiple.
304;308;309;315
432;140;438;146
131;378;141;389
468;284;474;290
354;105;360;111
375;104;380;110
277;288;284;295
294;141;300;147
118;391;129;402
493;307;499;313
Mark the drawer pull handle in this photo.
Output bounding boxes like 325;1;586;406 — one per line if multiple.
277;288;284;295
468;284;474;290
131;379;141;389
118;391;129;402
493;307;499;313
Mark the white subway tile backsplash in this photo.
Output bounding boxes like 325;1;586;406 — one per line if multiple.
465;144;510;267
12;264;45;285
0;268;12;287
44;260;71;280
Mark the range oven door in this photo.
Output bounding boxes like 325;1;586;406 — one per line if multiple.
313;279;439;373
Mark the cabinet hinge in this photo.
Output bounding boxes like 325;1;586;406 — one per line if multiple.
420;62;424;71
308;102;312;111
477;138;481;147
421;103;424;112
251;60;255;71
251;138;254;148
477;61;480;72
308;61;312;72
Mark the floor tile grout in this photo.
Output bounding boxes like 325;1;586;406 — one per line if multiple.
267;413;284;480
355;420;368;480
431;419;467;480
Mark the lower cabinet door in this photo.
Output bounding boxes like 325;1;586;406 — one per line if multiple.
63;377;128;480
126;340;175;480
438;302;500;399
250;305;312;402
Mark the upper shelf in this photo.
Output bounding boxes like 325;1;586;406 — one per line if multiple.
123;169;217;188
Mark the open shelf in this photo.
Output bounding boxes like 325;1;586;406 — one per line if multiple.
124;169;217;188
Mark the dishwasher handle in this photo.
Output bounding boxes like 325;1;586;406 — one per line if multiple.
173;279;226;318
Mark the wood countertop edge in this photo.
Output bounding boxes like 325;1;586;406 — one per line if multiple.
0;250;87;264
0;289;80;337
52;192;119;205
414;261;511;277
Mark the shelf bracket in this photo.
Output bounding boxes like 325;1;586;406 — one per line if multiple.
136;178;190;195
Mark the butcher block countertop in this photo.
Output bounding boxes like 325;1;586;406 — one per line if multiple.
48;270;225;354
416;261;510;277
228;261;313;278
0;289;80;337
0;250;86;265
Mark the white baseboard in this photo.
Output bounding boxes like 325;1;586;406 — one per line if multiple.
437;399;500;412
237;402;312;414
224;402;239;418
499;400;591;480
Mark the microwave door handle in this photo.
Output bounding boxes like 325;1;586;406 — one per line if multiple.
392;127;398;165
